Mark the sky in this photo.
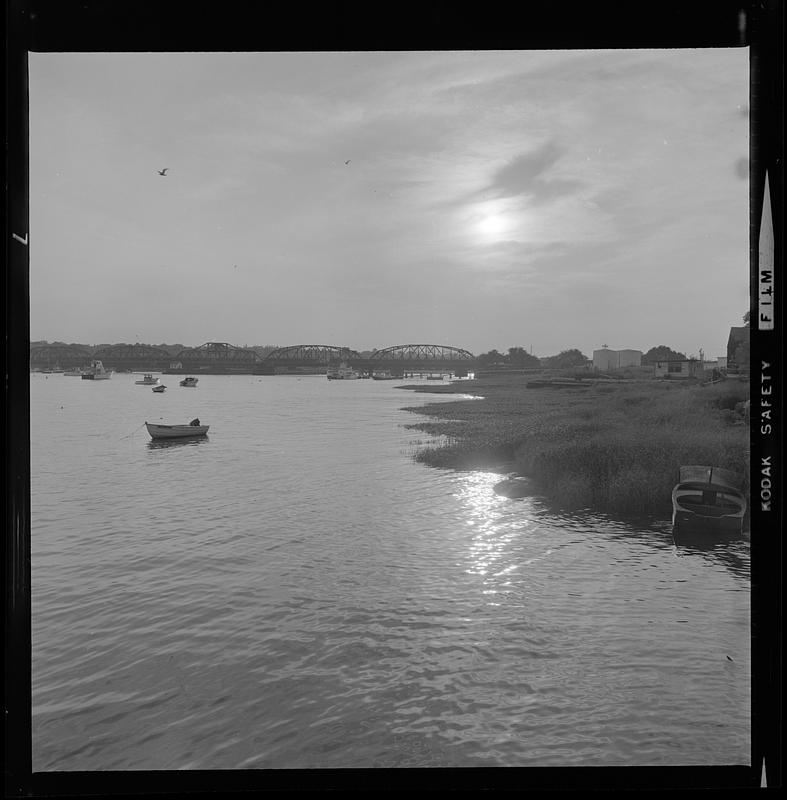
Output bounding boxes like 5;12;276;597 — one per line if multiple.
29;49;749;358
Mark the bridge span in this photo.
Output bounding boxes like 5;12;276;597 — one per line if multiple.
264;343;475;376
30;341;477;375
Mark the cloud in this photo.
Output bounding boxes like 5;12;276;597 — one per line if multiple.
485;141;584;204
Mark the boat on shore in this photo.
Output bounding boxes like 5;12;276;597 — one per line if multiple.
145;419;209;439
152;384;166;393
671;466;747;535
179;376;199;387
135;374;159;385
327;362;361;380
81;360;111;380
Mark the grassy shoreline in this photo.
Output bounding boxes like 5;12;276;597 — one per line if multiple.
400;374;750;517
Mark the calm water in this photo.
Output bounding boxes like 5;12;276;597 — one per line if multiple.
30;373;750;770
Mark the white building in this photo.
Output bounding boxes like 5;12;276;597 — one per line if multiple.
592;347;643;371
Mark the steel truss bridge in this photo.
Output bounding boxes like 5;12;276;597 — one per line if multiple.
366;344;475;375
30;341;477;374
266;343;475;375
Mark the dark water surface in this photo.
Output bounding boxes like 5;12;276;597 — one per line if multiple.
30;373;750;769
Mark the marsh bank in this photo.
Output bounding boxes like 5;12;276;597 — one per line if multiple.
401;373;750;518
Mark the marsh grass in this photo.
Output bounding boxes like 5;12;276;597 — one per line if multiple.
404;375;749;516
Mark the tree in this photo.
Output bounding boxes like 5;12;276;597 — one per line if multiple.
507;346;540;368
743;310;750;327
642;345;686;364
476;349;504;366
545;348;588;368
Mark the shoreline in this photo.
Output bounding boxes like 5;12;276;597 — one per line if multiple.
399;373;750;519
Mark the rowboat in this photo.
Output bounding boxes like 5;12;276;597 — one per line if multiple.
671;466;747;534
145;420;209;439
179;376;199;387
135;374;159;385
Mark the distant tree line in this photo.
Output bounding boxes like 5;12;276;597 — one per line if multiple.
475;347;589;369
475;344;698;370
30;340;285;358
641;345;687;363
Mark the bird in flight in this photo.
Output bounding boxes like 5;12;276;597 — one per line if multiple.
345;160;351;165
158;168;169;176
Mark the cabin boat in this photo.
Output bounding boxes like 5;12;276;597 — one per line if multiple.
135;374;159;385
326;362;360;380
179;376;199;387
145;420;209;439
81;360;111;380
672;466;747;534
152;384;166;393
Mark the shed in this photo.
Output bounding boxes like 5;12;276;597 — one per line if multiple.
726;327;750;375
654;359;704;379
593;347;643;371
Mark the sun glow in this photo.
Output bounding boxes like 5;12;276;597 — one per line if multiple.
471;200;520;243
478;213;508;237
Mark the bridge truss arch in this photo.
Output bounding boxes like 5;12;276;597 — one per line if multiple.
370;344;475;362
93;343;172;364
265;344;363;366
30;343;92;368
176;341;260;364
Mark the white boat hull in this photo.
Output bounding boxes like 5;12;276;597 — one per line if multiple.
145;422;209;439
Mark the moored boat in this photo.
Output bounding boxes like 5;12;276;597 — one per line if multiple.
81;360;111;380
327;362;360;380
135;374;159;385
179;376;199;387
671;466;747;535
152;384;166;393
145;420;209;439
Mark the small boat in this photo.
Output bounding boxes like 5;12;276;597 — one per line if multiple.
671;466;747;534
152;384;166;393
179;376;199;387
135;374;159;385
145;419;209;439
327;362;361;380
81;360;111;380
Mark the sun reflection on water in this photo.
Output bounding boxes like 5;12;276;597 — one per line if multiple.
453;471;544;600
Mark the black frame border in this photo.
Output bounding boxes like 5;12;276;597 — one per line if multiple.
5;0;782;794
